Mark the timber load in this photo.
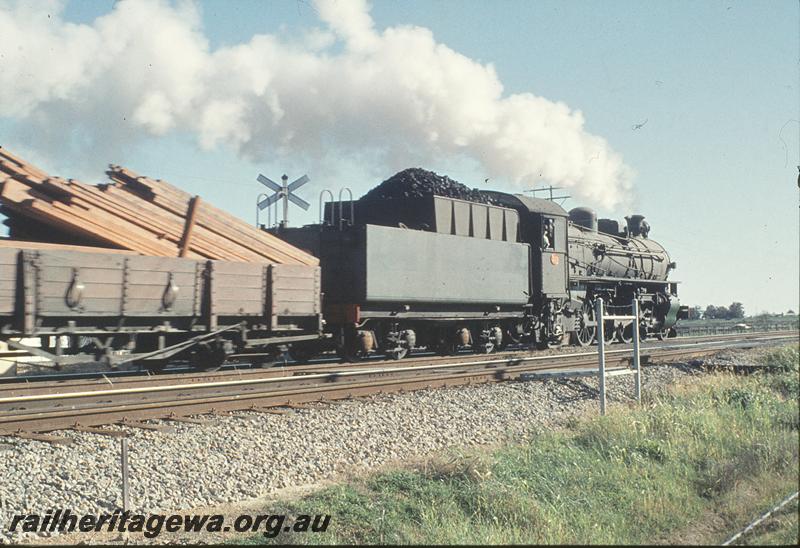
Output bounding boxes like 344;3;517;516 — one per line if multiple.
0;146;317;266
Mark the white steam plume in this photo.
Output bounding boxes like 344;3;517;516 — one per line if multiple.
0;0;632;207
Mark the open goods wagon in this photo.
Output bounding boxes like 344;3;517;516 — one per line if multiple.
0;246;323;371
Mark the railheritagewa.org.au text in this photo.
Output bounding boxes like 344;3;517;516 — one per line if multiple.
7;509;331;538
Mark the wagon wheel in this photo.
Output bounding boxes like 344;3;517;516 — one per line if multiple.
655;328;670;341
192;349;228;371
572;302;596;347
138;358;169;374
289;346;318;364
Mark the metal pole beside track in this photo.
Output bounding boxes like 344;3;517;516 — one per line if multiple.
633;298;641;403
121;438;130;513
596;298;606;415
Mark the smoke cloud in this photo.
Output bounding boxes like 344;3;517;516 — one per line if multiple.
0;0;632;207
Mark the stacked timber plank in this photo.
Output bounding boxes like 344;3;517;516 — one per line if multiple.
0;146;317;266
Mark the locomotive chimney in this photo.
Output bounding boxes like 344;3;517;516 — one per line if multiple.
625;214;650;238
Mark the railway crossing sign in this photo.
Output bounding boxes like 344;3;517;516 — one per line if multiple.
257;173;310;227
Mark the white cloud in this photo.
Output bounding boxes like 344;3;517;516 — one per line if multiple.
0;0;633;207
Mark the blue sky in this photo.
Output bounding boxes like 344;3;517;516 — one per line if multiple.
1;0;798;315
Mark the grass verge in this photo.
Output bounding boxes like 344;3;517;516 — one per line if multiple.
243;345;799;545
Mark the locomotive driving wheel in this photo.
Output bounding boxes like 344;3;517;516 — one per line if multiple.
599;320;616;345
619;322;647;344
617;322;634;344
572;302;596;347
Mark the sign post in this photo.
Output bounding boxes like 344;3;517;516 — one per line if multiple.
256;173;310;227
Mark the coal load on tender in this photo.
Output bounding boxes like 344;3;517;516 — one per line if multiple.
359;167;496;204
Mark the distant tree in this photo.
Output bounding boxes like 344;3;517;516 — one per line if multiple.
690;306;702;320
716;306;730;320
788;310;796;316
704;305;718;319
728;302;745;319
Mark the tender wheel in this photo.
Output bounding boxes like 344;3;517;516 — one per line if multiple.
385;329;415;360
478;326;503;354
387;347;409;360
478;342;494;354
505;331;520;345
436;339;456;356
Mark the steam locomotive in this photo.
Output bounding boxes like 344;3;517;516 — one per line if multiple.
275;190;688;360
0;185;686;372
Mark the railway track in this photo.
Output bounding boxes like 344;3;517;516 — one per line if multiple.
0;332;794;437
2;330;790;385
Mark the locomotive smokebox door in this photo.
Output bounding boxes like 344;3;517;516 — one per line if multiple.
539;215;568;297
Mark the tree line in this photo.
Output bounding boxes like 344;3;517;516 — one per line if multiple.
688;302;746;320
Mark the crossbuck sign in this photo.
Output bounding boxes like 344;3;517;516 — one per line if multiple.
257;173;310;227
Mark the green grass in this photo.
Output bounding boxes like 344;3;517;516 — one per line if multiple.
242;345;799;545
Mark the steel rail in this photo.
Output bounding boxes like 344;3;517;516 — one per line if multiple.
0;354;634;434
1;331;792;395
1;333;794;405
0;333;794;435
2;331;793;396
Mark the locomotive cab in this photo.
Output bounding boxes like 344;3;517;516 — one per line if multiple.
479;192;572;347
